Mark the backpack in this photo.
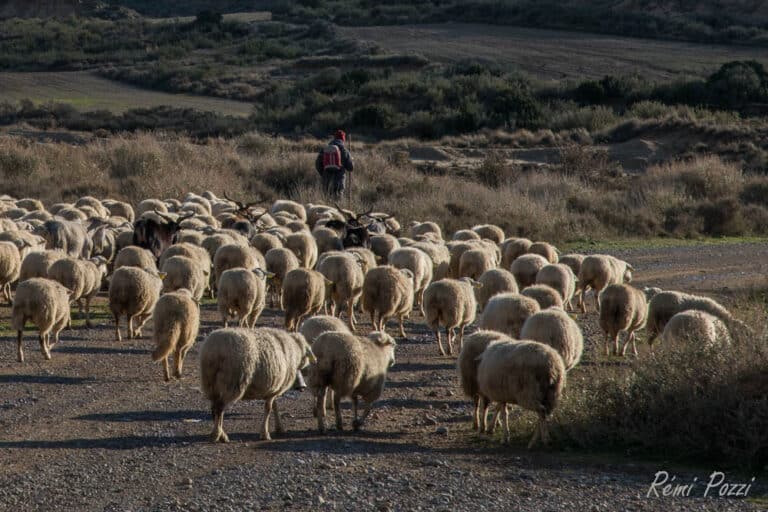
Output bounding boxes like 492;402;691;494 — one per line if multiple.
322;144;342;170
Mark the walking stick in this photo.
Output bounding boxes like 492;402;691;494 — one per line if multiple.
347;132;353;206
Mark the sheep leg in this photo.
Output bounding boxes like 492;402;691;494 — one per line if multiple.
3;282;11;304
134;313;151;337
458;324;467;352
578;286;587;313
353;398;373;431
114;313;122;342
446;327;454;356
210;402;229;443
347;300;356;332
316;387;327;433
352;396;359;425
435;329;446;356
127;315;135;339
39;333;51;360
175;346;191;378
622;330;639;357
260;396;275;440
472;396;480;431
272;400;284;434
539;413;550;446
162;358;171;382
479;395;489;433
488;404;503;435
397;315;406;338
334;392;344;431
16;330;24;363
84;297;93;328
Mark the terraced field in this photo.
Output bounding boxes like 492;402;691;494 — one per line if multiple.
0;72;254;116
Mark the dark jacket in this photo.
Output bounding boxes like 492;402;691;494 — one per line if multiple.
316;139;354;174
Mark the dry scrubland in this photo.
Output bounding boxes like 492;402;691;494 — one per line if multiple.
3;131;768;241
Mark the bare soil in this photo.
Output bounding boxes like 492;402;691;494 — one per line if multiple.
0;242;765;511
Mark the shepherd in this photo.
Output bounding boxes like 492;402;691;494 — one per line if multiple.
316;129;354;199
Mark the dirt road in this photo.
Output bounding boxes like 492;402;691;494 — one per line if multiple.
0;242;765;511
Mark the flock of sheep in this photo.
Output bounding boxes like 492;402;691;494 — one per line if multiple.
0;192;745;447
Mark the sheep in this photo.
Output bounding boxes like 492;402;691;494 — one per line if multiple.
103;200;135;222
309;331;396;433
646;290;739;347
535;263;577;310
271;200;307;223
472;224;505;244
90;224;117;265
108;266;164;342
660;310;732;348
284;230;318;269
19;250;66;281
411;241;450;280
114;245;158;272
477;339;566;447
264;247;300;308
457;330;509;431
479;293;540;338
299;315;351;344
200;327;315;442
388;247;433;308
313;226;343;254
0;241;22;303
11;278;72;362
136;198;167;216
452;229;481;241
16;198;44;211
577;255;634;313
361;266;415;338
36;219;92;258
75;196;108;218
458;248;496;280
282;268;329;331
161;255;207;302
598;284;648;357
213;244;264;288
370;234;400;264
520;308;583;370
48;256;107;327
115;230;135;254
500;237;532;270
251;231;283;255
558;254;585;278
422;277;481;356
317;253;365;330
151;288;200;381
158;242;211;272
476;268;519;311
528;241;558;263
346;247;377;276
409;221;442;240
521;284;564;310
510;253;549;288
217;268;270;328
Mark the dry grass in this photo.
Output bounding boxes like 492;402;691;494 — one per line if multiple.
2;132;768;242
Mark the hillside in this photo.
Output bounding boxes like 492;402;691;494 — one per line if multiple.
0;0;82;18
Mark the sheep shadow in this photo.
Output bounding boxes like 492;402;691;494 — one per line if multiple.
378;398;466;409
74;409;249;422
0;434;207;450
255;433;420;456
55;345;150;356
391;362;455;373
385;380;425;389
0;374;94;385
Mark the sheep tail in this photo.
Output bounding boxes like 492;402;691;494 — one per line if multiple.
151;324;181;361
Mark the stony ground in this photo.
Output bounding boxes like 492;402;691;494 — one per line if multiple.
0;242;766;511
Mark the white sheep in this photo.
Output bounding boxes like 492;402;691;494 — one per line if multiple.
213;243;264;288
11;277;72;362
282;268;329;331
388;247;433;309
409;221;442;240
476;268;519;310
361;266;414;337
264;247;300;308
108;266;164;341
646;290;740;347
452;229;481;241
422;277;481;356
520;308;583;370
19;250;66;281
217;268;270;328
528;241;558;263
521;284;564;310
577;254;633;313
284;230;318;268
299;315;351;343
536;263;577;310
479;292;540;338
458;248;496;280
151;288;200;381
370;234;400;264
500;237;532;269
660;310;732;348
199;327;315;442
114;245;158;272
317;253;365;330
472;224;505;244
457;330;510;432
598;284;648;357
309;330;396;433
510;253;548;288
0;241;22;303
161;255;207;302
477;339;566;447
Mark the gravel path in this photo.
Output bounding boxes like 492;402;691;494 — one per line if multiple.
0;243;765;511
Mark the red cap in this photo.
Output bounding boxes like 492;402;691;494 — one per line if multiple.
334;129;346;141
